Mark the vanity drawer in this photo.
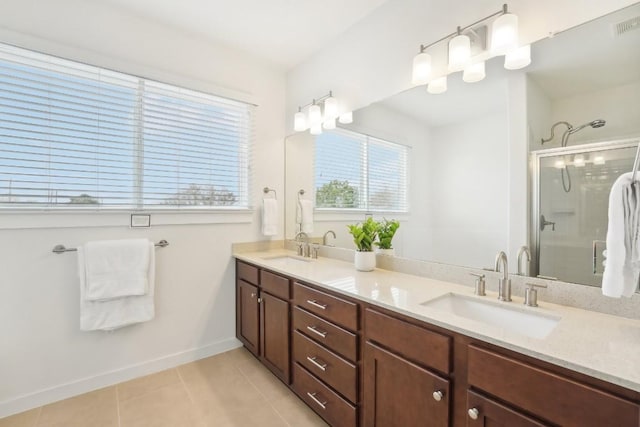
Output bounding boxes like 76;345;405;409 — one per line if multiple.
365;308;451;374
260;270;290;300
293;306;357;362
468;345;640;427
237;261;259;286
293;362;357;427
293;330;357;402
293;282;358;331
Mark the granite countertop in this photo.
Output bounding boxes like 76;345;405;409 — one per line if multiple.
234;249;640;393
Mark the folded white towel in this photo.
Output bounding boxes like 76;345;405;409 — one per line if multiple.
83;239;150;301
603;172;638;298
262;198;278;236
297;198;314;233
79;241;155;331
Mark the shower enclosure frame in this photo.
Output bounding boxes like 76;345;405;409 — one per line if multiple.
530;137;640;285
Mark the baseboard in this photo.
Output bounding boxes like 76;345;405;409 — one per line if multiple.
0;337;243;419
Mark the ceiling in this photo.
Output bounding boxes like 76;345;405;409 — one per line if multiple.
100;0;390;69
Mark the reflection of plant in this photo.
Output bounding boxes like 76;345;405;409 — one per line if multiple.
347;217;379;252
68;194;100;204
376;218;400;249
316;180;359;208
164;184;237;206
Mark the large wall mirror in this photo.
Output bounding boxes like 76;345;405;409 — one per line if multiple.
285;3;640;287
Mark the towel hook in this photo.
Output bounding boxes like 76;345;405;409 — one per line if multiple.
263;187;277;199
298;189;305;200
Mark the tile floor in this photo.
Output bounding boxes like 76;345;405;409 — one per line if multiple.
0;347;328;427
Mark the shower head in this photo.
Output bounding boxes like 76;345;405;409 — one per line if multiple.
568;119;606;135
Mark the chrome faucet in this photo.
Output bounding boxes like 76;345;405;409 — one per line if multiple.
517;246;531;276
323;230;336;246
294;232;310;257
494;251;512;302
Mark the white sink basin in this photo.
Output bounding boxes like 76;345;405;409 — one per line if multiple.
420;293;560;339
261;255;312;265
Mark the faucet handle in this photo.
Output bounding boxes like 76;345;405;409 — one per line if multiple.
524;283;547;307
469;273;486;296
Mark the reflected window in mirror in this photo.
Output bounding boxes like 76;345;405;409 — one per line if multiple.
315;128;409;213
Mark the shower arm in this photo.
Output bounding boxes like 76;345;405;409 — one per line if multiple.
541;121;572;145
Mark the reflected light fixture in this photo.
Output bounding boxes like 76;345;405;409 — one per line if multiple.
554;159;566;169
573;154;586;167
293;91;352;135
593;155;606;165
411;3;530;95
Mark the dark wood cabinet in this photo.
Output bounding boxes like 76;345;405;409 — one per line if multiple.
236;279;259;355
465;390;549;427
260;291;290;383
363;342;450;427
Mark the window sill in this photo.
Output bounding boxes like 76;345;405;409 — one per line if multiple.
0;209;254;230
314;209;410;222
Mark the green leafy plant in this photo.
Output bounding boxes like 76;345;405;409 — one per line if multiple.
347;217;379;252
375;218;400;250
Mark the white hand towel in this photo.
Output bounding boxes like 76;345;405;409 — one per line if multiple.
262;198;278;236
603;172;638;298
79;241;155;331
297;199;314;233
83;239;150;301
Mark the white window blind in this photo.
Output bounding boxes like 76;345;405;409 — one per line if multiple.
0;43;253;209
315;129;408;212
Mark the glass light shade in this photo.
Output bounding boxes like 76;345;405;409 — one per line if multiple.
308;104;322;125
448;34;471;72
463;61;486;83
573;154;585;167
491;12;518;55
412;52;431;85
310;122;322;135
593;155;606;165
504;44;531;70
294;111;306;132
324;96;338;119
323;118;336;130
427;76;447;94
554;159;565;169
338;111;353;124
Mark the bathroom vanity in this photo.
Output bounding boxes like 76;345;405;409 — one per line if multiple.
234;251;640;427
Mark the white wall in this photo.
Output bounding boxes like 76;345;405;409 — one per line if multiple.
0;0;286;417
286;0;638;131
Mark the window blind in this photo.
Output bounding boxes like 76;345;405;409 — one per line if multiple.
314;128;409;212
0;43;253;209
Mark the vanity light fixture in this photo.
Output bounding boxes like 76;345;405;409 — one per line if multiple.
293;91;353;134
593;155;606;166
573;154;586;167
411;3;530;94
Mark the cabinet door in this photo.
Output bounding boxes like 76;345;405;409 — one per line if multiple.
363;342;449;427
466;390;549;427
261;292;291;384
237;280;259;356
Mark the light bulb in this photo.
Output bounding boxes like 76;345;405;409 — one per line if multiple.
308;104;322;125
427;76;447;94
323;118;336;130
573;154;585;167
463;61;486;83
504;44;531;70
412;52;431;85
491;12;519;55
338;111;353;124
294;110;306;132
593;155;605;165
324;96;338;119
448;33;471;72
554;159;565;169
310;123;322;135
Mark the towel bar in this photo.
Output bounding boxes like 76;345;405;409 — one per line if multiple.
52;240;169;254
263;187;277;199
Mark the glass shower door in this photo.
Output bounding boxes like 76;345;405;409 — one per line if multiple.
537;143;637;286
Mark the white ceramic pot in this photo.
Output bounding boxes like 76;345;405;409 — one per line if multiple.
354;251;376;272
376;248;395;256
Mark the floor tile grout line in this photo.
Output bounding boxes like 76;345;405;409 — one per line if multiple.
114;386;122;427
31;406;43;427
236;359;292;426
175;367;197;406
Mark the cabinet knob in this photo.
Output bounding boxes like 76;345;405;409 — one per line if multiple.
250;293;256;298
468;408;479;420
432;390;444;401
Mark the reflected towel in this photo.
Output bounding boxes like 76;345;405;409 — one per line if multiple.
79;241;155;331
297;198;314;233
262;198;278;236
603;172;638;297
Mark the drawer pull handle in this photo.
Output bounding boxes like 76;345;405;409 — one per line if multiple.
306;299;328;310
306;356;327;371
432;390;444;401
468;408;479;420
307;392;327;410
306;325;328;338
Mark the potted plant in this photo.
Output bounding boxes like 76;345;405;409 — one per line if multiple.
375;218;400;256
347;217;379;271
